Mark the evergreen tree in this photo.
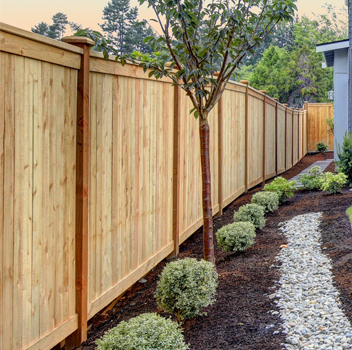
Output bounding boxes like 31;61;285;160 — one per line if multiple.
31;12;69;40
100;0;153;54
31;22;50;36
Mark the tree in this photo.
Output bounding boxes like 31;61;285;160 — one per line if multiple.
76;0;296;263
100;0;154;54
31;12;69;40
31;22;50;36
249;5;347;106
135;0;297;263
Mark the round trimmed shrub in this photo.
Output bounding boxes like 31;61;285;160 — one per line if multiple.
96;313;189;350
263;176;297;203
155;258;218;322
251;191;279;213
216;222;256;252
233;203;266;229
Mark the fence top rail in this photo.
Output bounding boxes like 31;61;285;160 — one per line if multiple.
0;22;83;55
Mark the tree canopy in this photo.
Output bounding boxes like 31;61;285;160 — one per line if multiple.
247;4;347;107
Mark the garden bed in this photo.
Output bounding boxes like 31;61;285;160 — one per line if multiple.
78;152;352;350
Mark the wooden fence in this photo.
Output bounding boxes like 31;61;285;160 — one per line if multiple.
0;22;308;350
305;102;334;152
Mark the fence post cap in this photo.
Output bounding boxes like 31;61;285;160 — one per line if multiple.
259;90;267;95
283;103;288;106
62;36;95;46
273;98;279;101
240;80;249;85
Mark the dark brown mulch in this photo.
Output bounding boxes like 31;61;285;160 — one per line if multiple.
77;151;352;350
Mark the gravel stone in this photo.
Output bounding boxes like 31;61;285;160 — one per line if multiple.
272;213;352;349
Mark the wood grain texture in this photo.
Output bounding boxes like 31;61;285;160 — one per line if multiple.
306;103;334;151
1;53;78;349
0;31;81;69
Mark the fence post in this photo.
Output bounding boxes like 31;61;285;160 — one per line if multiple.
273;98;279;175
61;36;94;349
260;90;267;185
240;80;249;191
169;85;180;259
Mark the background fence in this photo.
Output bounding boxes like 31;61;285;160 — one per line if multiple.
1;23;308;350
305;102;334;152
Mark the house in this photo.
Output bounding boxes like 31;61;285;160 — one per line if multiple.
316;39;349;159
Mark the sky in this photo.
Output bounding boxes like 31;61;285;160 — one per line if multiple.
0;0;348;36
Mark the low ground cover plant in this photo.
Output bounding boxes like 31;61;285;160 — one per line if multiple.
298;166;325;190
155;258;218;322
216;222;256;252
317;142;328;153
263;177;297;203
233;203;266;229
320;172;347;194
96;313;189;350
251;191;279;213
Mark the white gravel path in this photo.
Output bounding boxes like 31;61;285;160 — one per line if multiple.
271;212;352;350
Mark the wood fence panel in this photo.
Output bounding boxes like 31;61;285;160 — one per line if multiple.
307;103;334;152
220;87;246;208
303;111;308;155
0;51;78;350
1;24;312;350
248;93;264;187
293;111;299;165
286;109;293;170
299;111;303;160
265;102;276;179
87;67;174;319
277;106;286;174
177;90;219;244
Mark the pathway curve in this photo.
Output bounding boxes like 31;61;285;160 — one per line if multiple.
272;213;352;350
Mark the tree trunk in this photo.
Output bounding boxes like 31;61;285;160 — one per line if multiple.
199;117;215;264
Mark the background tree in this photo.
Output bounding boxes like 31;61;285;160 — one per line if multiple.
31;22;50;36
32;12;72;40
248;4;347;106
100;0;154;54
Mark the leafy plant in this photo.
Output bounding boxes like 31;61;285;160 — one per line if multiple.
155;258;218;322
336;131;352;186
251;191;279;213
298;166;325;190
96;313;189;350
317;142;328;154
320;172;347;194
326;116;334;135
216;222;256;252
233;204;266;230
263;176;297;203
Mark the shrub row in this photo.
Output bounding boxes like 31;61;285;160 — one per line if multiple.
299;166;347;193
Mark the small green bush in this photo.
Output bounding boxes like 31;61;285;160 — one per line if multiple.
263;176;297;203
320;172;347;194
251;191;279;213
317;142;328;153
155;258;218;322
96;313;189;350
336;131;352;186
216;222;256;252
233;203;266;229
298;166;325;190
